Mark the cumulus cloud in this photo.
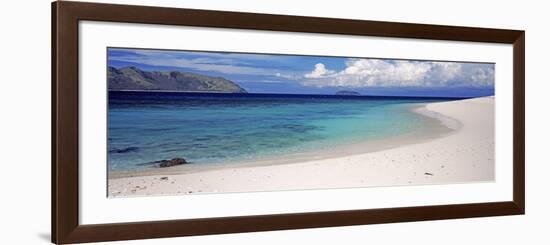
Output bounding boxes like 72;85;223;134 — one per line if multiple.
302;59;494;88
304;63;335;78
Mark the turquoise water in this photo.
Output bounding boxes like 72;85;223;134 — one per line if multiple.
108;92;455;173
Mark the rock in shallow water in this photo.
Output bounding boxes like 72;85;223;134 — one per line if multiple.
153;158;188;168
109;146;139;154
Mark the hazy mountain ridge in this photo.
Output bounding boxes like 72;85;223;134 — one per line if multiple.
108;66;247;93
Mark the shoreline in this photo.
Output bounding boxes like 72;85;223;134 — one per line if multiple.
108;103;457;179
108;97;494;197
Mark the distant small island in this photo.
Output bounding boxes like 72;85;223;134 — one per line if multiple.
108;66;247;93
335;90;361;96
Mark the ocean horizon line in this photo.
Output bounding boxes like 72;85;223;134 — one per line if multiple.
108;89;475;100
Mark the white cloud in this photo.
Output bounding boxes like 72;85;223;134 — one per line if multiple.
109;48;284;75
109;54;277;75
275;72;301;80
304;63;335;78
302;59;494;88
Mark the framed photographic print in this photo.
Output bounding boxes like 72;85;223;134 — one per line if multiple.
52;1;525;244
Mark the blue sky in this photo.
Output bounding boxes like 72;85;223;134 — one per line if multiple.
108;48;495;98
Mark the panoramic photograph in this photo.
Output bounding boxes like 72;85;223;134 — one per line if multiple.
107;47;495;197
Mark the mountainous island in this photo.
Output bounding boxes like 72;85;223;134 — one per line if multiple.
335;90;361;96
108;66;247;93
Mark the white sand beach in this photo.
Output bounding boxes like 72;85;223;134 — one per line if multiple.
108;96;495;197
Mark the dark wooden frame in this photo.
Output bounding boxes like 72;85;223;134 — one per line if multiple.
52;1;525;244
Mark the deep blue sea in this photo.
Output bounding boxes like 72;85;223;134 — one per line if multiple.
108;91;458;173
